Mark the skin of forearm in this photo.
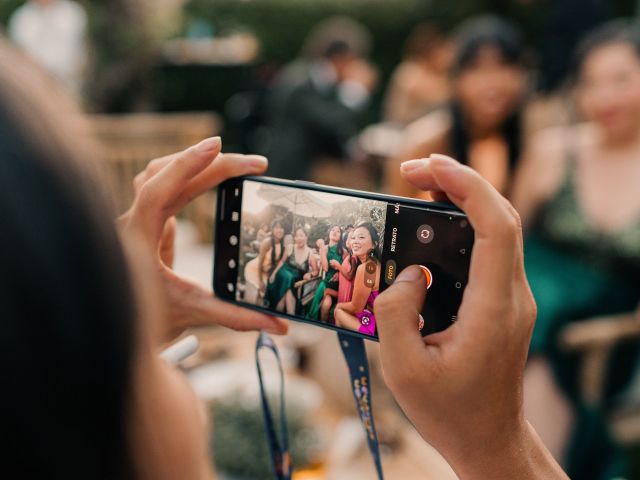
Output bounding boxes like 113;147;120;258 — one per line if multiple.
449;422;569;480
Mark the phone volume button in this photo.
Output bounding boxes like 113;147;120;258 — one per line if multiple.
294;180;316;186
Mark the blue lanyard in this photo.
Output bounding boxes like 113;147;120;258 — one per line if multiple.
256;331;384;480
337;331;385;479
255;332;292;480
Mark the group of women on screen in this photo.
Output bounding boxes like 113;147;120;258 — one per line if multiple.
243;220;383;336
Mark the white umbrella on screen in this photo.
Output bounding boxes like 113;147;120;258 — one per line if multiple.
256;183;331;219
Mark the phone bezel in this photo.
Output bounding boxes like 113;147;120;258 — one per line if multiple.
213;175;468;342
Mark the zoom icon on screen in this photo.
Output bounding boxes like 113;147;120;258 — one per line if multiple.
416;224;435;244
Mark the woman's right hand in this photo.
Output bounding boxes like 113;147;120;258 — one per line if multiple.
375;155;568;480
329;259;342;270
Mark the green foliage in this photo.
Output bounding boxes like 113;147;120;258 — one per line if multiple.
0;0;24;27
210;395;318;479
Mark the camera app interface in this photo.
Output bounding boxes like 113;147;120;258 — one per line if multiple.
232;180;473;339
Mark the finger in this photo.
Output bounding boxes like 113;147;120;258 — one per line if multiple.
172;153;268;209
402;155;520;299
132;137;222;237
159;216;177;268
140;137;221;210
133;153;180;194
200;295;289;334
376;266;432;381
400;157;439;191
429;191;451;203
428;156;521;303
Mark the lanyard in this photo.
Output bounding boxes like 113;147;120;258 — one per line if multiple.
255;332;292;480
255;331;384;480
337;331;385;479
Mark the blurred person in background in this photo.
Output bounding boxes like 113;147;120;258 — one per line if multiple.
264;16;378;182
385;15;529;198
8;0;87;96
513;21;640;479
383;23;454;126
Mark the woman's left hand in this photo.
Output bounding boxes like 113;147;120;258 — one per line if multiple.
118;137;288;340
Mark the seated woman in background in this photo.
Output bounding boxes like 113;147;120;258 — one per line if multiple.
385;15;529;198
383;22;454;125
243;219;286;305
334;223;381;336
308;225;343;322
266;226;318;315
512;21;640;480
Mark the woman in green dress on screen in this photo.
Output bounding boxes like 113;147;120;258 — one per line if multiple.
308;225;344;322
266;226;318;315
512;21;640;480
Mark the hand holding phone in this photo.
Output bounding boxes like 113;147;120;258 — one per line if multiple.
119;137;288;340
376;156;566;480
214;164;473;340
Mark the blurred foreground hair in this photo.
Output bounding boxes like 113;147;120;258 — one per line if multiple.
0;37;137;479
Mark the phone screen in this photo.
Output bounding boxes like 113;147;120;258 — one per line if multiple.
214;178;473;340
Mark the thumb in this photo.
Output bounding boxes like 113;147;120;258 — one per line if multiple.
376;265;430;375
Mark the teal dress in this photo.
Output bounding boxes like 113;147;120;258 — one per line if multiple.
265;249;310;311
525;158;640;479
307;244;341;321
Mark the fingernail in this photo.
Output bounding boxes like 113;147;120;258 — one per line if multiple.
247;155;268;168
264;324;285;335
400;158;429;173
196;136;221;153
429;154;460;170
395;265;423;283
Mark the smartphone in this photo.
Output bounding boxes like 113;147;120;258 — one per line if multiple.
213;176;473;341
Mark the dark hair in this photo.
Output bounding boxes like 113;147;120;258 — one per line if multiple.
572;19;640;81
326;225;344;258
341;229;356;281
452;15;526;75
0;43;136;478
353;222;381;263
450;15;525;174
269;219;285;269
404;23;449;60
293;225;309;243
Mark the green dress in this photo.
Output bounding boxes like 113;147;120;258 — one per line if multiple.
307;244;341;321
525;158;640;479
265;249;310;311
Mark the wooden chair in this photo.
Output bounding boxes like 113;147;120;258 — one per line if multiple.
560;312;640;444
294;276;322;307
90;112;222;242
